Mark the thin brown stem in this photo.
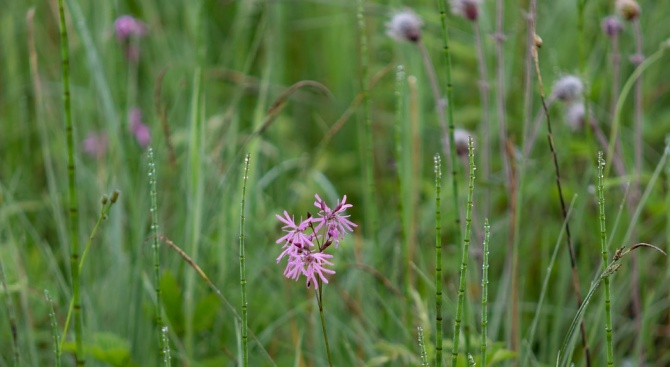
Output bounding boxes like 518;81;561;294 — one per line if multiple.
529;17;592;367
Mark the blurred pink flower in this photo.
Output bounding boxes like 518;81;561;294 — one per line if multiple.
82;132;107;159
114;15;147;41
129;108;151;147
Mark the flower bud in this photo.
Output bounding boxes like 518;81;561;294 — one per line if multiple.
451;0;481;22
616;0;640;21
601;16;623;38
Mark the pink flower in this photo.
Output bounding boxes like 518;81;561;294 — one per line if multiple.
114;15;147;41
129;108;151;147
283;251;335;289
313;194;357;248
82;132;108;159
276;194;356;288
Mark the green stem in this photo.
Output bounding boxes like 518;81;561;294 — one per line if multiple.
1;259;20;366
605;42;668;178
148;148;169;366
356;0;376;244
395;65;413;324
239;154;251;367
451;138;475;366
60;193;118;350
45;290;61;367
315;283;333;367
57;0;83;363
597;152;614;367
434;153;443;366
481;219;490;367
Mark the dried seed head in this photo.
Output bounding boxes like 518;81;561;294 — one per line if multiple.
386;9;423;43
551;75;583;103
564;102;585;131
601;16;623;38
616;0;640;21
451;0;482;22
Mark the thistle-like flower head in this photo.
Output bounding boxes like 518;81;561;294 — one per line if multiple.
114;15;147;41
386;9;423;43
551;75;583;103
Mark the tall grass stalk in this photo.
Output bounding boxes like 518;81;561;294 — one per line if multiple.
596;152;614;366
529;16;591;366
239;153;251;367
57;0;84;364
356;0;377;243
1;258;19;366
45;290;62;367
184;66;204;357
418;326;429;366
451;137;475;366
434;153;443;366
148;148;168;366
480;218;490;367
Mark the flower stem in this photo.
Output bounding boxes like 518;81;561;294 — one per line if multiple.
315;283;333;367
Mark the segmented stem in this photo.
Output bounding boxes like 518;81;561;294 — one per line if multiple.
148;148;169;366
239;154;251;366
481;219;490;367
434;153;443;366
45;290;62;367
451;138;475;366
597;153;614;366
57;0;83;364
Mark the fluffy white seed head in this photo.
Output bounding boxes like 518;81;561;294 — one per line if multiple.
551;75;583;103
386;9;423;43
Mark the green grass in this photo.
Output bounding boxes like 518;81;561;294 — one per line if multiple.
1;0;670;366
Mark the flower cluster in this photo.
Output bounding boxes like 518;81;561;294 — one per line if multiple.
275;194;356;289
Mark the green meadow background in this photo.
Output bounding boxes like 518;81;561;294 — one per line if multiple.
1;0;670;366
